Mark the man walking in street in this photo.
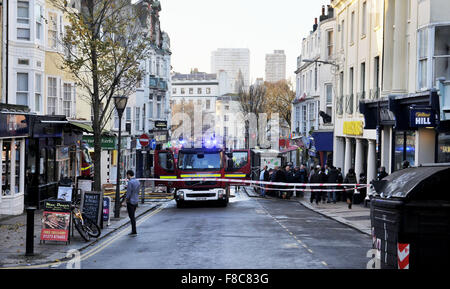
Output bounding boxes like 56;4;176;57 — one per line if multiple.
126;170;140;236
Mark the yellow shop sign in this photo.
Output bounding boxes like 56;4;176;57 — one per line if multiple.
343;121;363;136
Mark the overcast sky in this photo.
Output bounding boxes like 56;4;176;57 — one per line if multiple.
158;0;330;83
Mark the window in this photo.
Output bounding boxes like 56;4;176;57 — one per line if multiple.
135;107;140;130
308;102;316;131
326;84;333;105
206;100;211;110
17;1;29;24
142;105;146;131
35;4;43;40
327;30;334;59
418;29;428;90
114;110;119;129
347;67;354;114
434;26;450;87
149;98;154;118
341;20;345;49
225;105;229;111
302;105;307;134
63;83;72;117
362;2;367;36
224;115;229;122
48;12;58;48
17;73;29;106
375;0;381;28
206;88;211;94
18;59;29;65
35;74;42;112
181;88;185;94
126;107;132;122
17;28;30;40
47;77;57;115
351;11;355;44
197;88;202;94
172;88;176;94
189;88;193;94
197;99;202;105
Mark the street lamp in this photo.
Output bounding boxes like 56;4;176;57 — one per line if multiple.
302;58;339;68
113;95;128;219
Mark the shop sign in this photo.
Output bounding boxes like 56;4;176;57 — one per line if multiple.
0;114;28;138
410;108;436;128
40;200;71;242
155;121;168;130
343;121;364;136
82;135;116;150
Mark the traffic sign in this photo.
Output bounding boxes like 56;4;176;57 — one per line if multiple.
139;134;150;147
150;139;157;150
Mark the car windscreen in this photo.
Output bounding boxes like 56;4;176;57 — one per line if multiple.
178;152;221;170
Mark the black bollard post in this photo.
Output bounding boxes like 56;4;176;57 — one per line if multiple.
141;181;145;204
25;207;37;257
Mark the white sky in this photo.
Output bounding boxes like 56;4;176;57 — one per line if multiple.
158;0;331;84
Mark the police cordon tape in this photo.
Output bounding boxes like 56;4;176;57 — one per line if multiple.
131;178;369;193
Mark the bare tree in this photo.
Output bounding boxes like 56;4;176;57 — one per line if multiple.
236;71;267;148
51;0;155;191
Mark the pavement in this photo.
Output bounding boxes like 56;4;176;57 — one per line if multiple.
243;186;371;236
0;200;164;268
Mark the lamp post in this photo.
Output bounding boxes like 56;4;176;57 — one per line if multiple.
113;95;128;219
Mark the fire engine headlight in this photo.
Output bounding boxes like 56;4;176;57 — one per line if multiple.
177;191;185;198
217;189;225;197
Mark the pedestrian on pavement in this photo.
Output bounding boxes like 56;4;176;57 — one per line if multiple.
337;168;344;201
298;164;308;198
259;166;268;198
319;167;328;204
310;165;322;204
402;160;410;169
344;168;357;209
377;167;388;181
355;172;367;204
284;165;295;199
126;170;140;236
327;165;339;203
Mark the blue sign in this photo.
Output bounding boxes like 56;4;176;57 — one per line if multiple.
410;107;436;128
151;139;157;150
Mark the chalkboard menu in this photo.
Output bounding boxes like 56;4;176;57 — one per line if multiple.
81;191;103;226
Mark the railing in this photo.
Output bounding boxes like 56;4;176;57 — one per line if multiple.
369;87;380;100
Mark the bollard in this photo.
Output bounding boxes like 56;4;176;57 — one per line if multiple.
25;207;37;257
141;180;145;204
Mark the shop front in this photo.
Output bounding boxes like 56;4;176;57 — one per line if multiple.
1;110;29;215
25;115;81;209
360;90;442;174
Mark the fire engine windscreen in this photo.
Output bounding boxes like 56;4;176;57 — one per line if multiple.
178;152;221;170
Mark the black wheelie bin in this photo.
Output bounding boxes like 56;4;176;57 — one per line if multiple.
370;164;450;269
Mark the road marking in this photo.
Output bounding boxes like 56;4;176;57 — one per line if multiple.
322;261;328;266
308;249;314;254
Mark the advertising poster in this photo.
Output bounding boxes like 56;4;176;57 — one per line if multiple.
57;186;73;202
40;212;71;242
40;200;71;242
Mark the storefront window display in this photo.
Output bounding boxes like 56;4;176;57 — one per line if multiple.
438;133;450;163
394;131;416;171
1;140;23;196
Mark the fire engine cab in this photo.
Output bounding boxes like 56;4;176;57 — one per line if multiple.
154;144;251;208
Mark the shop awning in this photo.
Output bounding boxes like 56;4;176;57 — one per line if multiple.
69;121;94;133
280;145;299;154
312;131;334;152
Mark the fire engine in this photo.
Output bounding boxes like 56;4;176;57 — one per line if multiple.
154;142;251;208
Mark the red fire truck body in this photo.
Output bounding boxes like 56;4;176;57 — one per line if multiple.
154;146;251;208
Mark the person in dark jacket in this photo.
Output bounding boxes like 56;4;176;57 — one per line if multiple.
309;166;322;204
327;166;339;203
377;167;388;181
319;167;328;204
337;168;344;201
344;168;357;209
